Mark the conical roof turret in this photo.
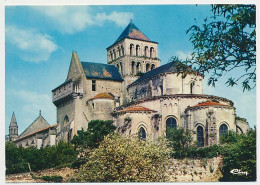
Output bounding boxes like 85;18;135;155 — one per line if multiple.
10;112;18;127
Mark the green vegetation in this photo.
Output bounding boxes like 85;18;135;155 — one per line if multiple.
186;5;256;91
71;120;116;149
5;141;76;174
166;127;193;158
73;134;169;182
166;126;256;181
31;173;63;183
6;119;256;182
220;128;256;181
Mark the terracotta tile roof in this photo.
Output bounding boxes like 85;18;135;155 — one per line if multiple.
93;93;114;100
119;106;156;113
192;101;228;108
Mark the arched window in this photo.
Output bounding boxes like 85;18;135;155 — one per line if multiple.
120;62;123;75
118;46;121;57
190;81;195;94
197;126;204;147
136;62;141;73
150;47;154;58
121;45;124;56
144;46;148;57
219;124;228;138
138;127;146;140
166;117;177;139
151;64;155;70
158;85;163;96
110;51;113;60
136;45;140;56
113;49;116;59
63;115;69;128
146;63;150;72
130;44;134;56
131;61;135;75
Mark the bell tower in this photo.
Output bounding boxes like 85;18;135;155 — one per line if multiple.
106;22;160;103
9;112;18;141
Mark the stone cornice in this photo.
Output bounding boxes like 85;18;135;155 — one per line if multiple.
116;94;234;111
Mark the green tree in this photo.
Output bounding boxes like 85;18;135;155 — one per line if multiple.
186;5;256;91
166;127;193;158
71;120;116;149
220;128;256;181
73;134;169;182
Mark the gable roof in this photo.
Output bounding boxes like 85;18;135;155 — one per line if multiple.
129;61;201;86
19;113;50;138
81;61;123;81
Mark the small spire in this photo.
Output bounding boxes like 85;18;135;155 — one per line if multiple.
129;11;133;23
39;110;41;116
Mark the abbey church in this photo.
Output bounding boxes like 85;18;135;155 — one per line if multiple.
9;22;250;148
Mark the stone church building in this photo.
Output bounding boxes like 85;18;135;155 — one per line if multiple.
9;22;249;148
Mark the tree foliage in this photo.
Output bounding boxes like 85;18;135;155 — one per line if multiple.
186;5;256;91
5;141;77;174
71;120;116;149
73;134;169;182
220;128;256;181
166;127;193;158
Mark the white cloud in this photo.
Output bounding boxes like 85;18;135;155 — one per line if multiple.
175;50;192;60
6;25;58;63
10;89;56;124
95;11;134;27
32;6;133;34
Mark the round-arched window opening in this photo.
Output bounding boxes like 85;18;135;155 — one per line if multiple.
138;127;146;140
166;117;177;139
219;124;228;138
190;81;195;94
197;126;204;147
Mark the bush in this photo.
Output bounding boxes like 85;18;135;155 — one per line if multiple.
220;128;256;181
166;127;193;159
5;141;77;174
73;134;169;182
71;120;116;149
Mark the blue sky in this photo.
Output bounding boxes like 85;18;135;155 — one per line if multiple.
5;5;256;135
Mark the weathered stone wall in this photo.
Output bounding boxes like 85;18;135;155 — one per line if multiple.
127;73;204;102
236;118;250;134
115;95;236;144
167;156;223;182
114;112;156;139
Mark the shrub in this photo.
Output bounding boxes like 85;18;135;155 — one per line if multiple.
73;134;169;182
166;127;193;159
5;141;77;174
220;128;256;181
71;120;116;149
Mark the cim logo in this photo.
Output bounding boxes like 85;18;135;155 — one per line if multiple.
230;169;249;176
